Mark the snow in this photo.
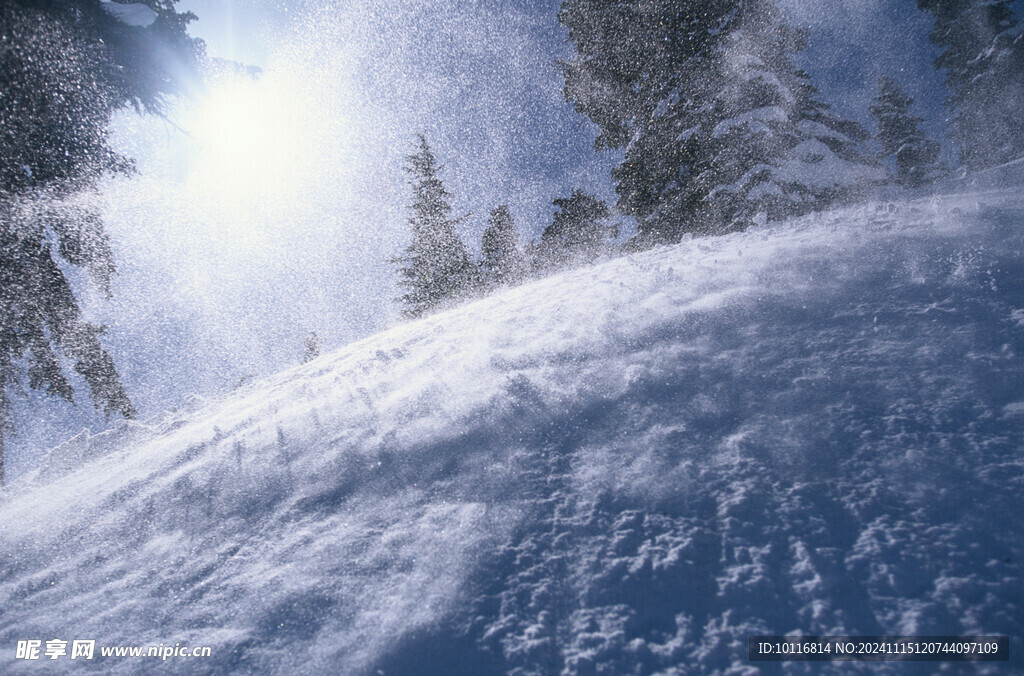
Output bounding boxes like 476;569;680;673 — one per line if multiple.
2;188;1023;673
741;70;794;102
675;126;701;144
711;106;789;139
795;119;851;144
746;181;784;200
100;2;158;28
777;139;887;190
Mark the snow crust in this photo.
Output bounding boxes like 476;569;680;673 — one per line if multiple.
1;189;1023;674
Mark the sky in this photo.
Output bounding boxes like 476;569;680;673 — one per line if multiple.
6;0;980;477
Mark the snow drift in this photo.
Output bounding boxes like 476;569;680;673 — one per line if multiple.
1;188;1023;674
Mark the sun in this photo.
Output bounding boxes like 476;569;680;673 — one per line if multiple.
174;56;362;251
185;68;338;219
190;78;298;201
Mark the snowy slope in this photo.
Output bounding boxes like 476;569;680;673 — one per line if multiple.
2;189;1023;674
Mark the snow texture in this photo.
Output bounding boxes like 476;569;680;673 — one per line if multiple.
1;188;1023;674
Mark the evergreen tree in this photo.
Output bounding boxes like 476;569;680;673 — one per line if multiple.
303;332;321;363
480;205;523;287
869;77;947;188
918;0;1024;170
392;135;472;318
560;0;740;245
536;190;616;271
691;17;882;231
559;0;880;246
0;0;203;486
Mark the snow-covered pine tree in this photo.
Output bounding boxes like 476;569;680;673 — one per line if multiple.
918;0;1024;170
0;0;202;486
480;205;523;288
869;77;947;188
560;0;741;245
691;11;884;230
536;190;616;271
392;136;473;318
560;0;881;245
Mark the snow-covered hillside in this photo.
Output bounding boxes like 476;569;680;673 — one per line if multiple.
2;189;1023;674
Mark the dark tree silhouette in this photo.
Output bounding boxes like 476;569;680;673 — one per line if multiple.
918;0;1024;170
537;190;616;271
0;0;203;485
392;135;473;318
303;332;322;363
869;77;947;188
480;205;523;287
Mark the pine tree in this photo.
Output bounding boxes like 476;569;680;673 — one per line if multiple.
536;190;617;271
560;0;741;245
303;332;321;363
480;205;523;288
869;77;947;188
918;0;1024;170
0;0;202;486
392;135;473;318
560;0;881;246
690;17;882;231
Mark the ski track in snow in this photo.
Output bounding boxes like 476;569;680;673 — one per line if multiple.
1;189;1023;674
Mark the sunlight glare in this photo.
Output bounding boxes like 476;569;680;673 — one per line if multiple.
187;70;338;224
